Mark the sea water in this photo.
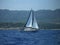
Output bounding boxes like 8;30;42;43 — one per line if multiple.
0;29;60;45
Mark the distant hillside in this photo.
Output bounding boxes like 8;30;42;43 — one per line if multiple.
0;9;60;23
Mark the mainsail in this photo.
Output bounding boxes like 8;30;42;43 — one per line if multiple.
26;10;33;27
24;9;39;31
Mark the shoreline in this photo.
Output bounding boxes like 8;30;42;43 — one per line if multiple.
0;28;60;30
0;27;20;30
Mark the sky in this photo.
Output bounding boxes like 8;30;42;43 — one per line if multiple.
0;0;60;10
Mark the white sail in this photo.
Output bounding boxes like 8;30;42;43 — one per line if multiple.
24;9;39;31
26;11;33;27
32;15;39;29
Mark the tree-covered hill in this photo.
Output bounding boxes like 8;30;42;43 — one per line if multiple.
0;9;60;29
0;9;60;23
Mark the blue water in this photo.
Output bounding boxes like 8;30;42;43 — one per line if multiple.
0;29;60;45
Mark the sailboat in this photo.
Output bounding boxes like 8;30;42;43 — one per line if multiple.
24;9;39;31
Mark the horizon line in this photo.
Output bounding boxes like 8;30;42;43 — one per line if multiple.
0;8;60;11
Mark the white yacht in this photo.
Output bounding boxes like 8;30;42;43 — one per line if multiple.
24;9;39;31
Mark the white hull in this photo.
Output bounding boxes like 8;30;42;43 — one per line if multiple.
24;27;38;31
